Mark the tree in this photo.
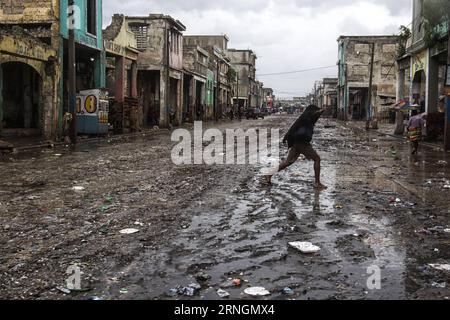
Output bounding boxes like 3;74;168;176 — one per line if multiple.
423;0;449;47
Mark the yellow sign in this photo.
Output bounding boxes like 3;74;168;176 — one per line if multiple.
412;50;427;76
84;95;98;114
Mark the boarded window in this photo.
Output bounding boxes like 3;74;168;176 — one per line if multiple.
130;25;149;50
381;65;395;76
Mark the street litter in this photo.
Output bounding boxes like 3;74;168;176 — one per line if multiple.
437;161;448;165
56;286;72;294
72;186;85;191
244;287;271;297
281;287;294;295
289;242;321;254
195;272;211;282
119;228;139;235
335;204;343;209
217;289;230;298
429;264;450;272
119;288;128;294
170;283;202;297
444;185;450;189
431;282;447;289
232;278;242;286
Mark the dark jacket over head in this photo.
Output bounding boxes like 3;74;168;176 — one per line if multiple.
283;105;323;148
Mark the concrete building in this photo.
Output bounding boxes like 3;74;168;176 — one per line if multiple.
337;35;399;121
396;0;449;141
320;78;338;117
182;43;209;121
126;14;186;128
227;49;257;109
184;35;234;120
103;14;140;133
0;0;105;141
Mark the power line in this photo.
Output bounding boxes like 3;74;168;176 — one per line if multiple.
257;65;337;77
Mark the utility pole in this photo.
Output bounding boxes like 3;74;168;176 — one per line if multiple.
68;0;77;144
165;27;170;128
366;42;375;130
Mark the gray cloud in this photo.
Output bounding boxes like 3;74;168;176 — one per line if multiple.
103;0;411;98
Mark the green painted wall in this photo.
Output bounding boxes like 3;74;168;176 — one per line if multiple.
60;0;105;87
60;0;103;50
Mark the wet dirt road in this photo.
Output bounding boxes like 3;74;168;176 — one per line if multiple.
0;115;449;300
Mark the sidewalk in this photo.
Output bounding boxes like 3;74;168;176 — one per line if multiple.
343;120;447;151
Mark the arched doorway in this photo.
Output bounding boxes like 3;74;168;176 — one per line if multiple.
412;70;426;113
1;62;43;136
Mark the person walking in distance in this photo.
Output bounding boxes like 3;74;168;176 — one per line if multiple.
265;105;327;190
408;109;426;155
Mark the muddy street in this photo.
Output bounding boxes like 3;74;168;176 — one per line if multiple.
1;114;450;300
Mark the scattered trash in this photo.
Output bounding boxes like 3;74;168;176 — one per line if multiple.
244;287;271;297
169;283;202;297
56;286;71;295
195;272;211;282
119;228;139;235
27;195;40;200
119;288;128;294
431;282;447;289
429;264;450;272
444;185;450;189
335;204;343;209
445;229;450;233
72;186;85;191
217;289;230;298
87;296;104;301
437;160;448;165
289;242;321;254
281;287;294;295
232;278;242;286
134;221;144;227
54;154;62;157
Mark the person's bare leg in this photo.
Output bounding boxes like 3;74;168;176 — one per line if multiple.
265;148;299;184
313;155;327;190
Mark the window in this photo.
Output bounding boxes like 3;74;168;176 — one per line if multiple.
130;24;149;50
87;0;97;36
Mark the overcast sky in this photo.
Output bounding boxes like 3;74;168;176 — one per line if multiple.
103;0;412;99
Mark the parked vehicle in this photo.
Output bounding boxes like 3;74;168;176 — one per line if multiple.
246;107;265;120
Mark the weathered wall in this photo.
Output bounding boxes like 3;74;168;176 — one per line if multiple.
0;0;58;22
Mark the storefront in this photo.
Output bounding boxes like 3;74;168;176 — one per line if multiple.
0;29;59;140
104;14;140;133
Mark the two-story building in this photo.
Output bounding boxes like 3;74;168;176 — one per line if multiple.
337;35;399;121
0;0;106;141
0;0;61;141
396;0;449;142
227;49;257;109
103;14;140;133
182;43;209;121
126;14;186;128
184;35;234;121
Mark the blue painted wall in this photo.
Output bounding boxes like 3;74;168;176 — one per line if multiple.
60;0;103;50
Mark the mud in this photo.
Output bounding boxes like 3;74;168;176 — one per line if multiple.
0;115;449;300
